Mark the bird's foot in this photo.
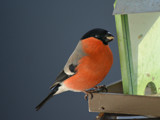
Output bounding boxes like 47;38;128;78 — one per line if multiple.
83;91;93;100
83;85;108;100
94;85;108;93
85;85;108;94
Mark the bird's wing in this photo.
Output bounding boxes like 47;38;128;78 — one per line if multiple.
50;41;86;89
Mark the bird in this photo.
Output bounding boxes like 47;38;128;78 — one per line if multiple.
35;28;114;111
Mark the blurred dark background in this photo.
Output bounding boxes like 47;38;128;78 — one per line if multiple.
0;0;121;120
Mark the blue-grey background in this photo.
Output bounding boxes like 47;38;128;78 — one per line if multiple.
1;0;121;120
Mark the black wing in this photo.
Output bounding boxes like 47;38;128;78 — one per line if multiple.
50;64;77;89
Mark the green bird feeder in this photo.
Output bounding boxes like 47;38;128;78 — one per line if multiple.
114;0;160;96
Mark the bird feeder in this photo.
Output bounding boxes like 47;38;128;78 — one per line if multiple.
113;0;160;95
88;0;160;119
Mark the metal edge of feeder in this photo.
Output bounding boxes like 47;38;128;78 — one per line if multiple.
88;93;160;118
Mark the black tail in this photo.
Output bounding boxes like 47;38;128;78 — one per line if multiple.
35;84;60;111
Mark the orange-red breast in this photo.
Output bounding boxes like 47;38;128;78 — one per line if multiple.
36;28;114;111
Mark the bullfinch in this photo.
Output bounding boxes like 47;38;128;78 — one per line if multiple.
36;28;114;111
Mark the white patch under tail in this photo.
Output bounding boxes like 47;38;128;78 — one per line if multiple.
54;83;81;95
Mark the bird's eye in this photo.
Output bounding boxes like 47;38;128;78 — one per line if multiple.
95;35;99;38
108;31;111;34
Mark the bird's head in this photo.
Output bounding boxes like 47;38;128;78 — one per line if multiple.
81;28;114;45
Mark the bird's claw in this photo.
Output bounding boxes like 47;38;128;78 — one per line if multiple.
83;91;93;100
94;85;108;93
83;85;108;100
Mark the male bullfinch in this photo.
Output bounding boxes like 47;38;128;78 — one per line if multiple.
36;28;114;111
